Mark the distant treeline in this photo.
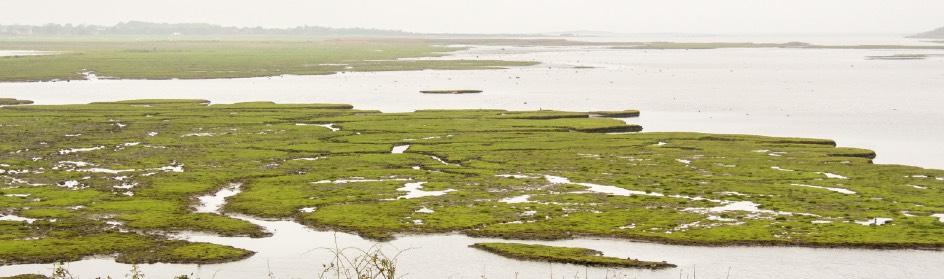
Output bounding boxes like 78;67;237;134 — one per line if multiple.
908;26;944;39
0;21;415;37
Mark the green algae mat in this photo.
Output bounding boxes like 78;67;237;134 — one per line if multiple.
470;242;674;269
0;100;942;264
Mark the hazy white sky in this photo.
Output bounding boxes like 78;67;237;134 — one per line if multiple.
1;0;941;34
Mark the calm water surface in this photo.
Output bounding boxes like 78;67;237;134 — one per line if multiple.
1;212;941;279
0;35;942;278
0;50;58;57
3;39;943;169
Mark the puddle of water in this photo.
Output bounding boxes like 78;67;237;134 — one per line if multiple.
791;183;857;195
194;183;242;214
313;178;411;184
317;124;340;131
57;180;82;189
395;182;455;199
153;163;185;173
77;168;136;174
545;175;663;197
684;201;812;218
58;146;104;155
821;172;849;179
0;215;37;223
429;155;459;166
690;201;767;214
0;50;59;57
391;145;410;154
499;195;531;203
932;214;944;223
295;123;341;132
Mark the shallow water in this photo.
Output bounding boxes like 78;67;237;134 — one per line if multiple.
1;211;941;279
1;35;943;278
3;37;943;170
0;50;59;57
391;144;411;154
548;33;944;46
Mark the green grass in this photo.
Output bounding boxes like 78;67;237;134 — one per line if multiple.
470;242;674;269
589;110;640;118
0;40;537;82
0;99;33;106
0;233;248;265
0;275;47;279
116;242;254;264
0;100;942;264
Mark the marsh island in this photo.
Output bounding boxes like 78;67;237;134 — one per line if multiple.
0;100;942;266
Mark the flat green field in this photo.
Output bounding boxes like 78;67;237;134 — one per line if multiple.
0;40;536;82
0;100;942;264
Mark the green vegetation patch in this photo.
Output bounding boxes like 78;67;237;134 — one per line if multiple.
420;90;483;94
0;100;942;264
471;242;674;269
590;110;641;118
0;99;33;106
0;275;48;279
116;242;254;264
866;54;931;60
0;40;537;82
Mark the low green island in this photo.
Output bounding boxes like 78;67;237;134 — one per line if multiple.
0;100;942;265
0;99;33;106
590;110;641;118
471;242;674;269
0;40;536;82
866;54;929;60
420;90;484;94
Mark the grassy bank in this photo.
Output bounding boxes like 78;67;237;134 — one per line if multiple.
0;40;536;82
471;242;674;269
0;100;942;264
